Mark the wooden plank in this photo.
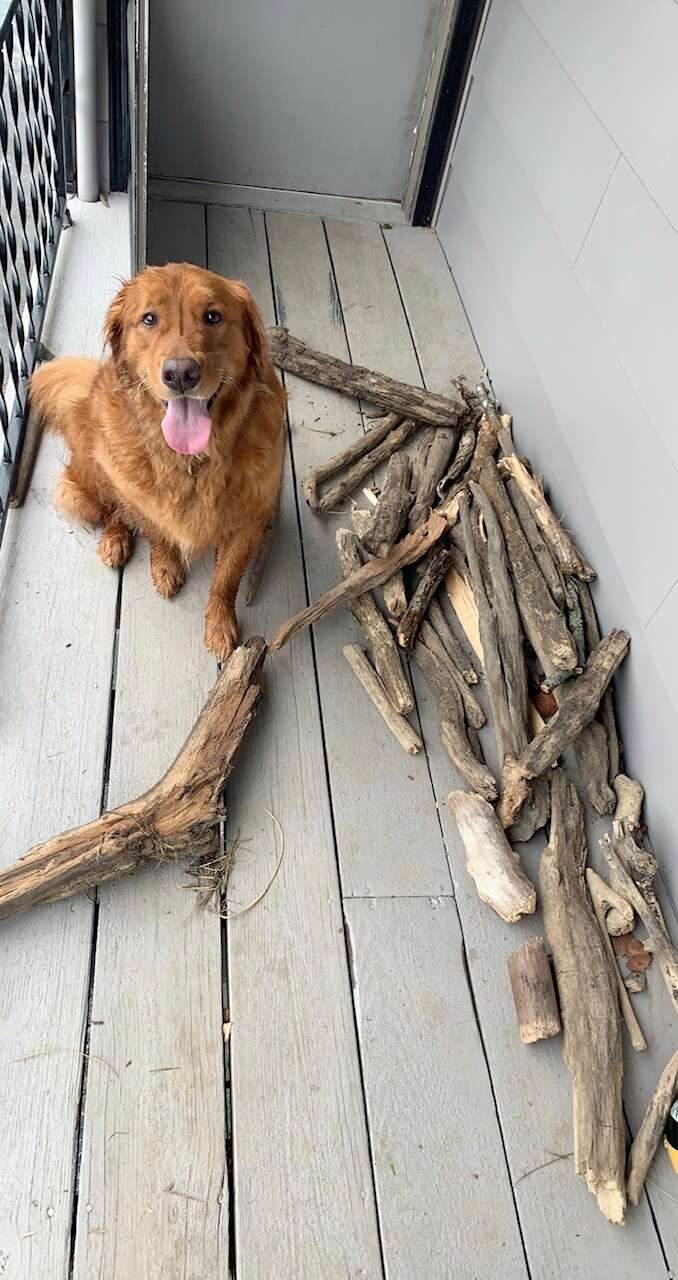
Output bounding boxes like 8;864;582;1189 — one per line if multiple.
0;198;128;1277
383;224;483;390
71;205;228;1277
208;206;383;1278
266;211;452;897
146;197;206;267
332;216;672;1275
346;897;529;1279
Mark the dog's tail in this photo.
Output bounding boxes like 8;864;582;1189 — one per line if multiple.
29;356;101;439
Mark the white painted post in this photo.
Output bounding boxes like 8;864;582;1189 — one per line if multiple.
72;0;99;202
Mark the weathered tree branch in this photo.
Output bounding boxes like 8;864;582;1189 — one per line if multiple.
336;528;413;714
361;451;413;556
627;1051;678;1205
0;639;267;919
540;770;626;1224
397;545;453;650
498;451;595;581
268;327;469;425
412;640;496;802
309;416;422;512
586;868;646;1053
343;644;421;755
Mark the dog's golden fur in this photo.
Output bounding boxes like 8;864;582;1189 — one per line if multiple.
30;262;285;659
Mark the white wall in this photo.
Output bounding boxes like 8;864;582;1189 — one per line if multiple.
436;0;678;898
147;0;446;203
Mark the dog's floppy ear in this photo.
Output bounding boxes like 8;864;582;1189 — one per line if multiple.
104;280;132;361
229;280;269;379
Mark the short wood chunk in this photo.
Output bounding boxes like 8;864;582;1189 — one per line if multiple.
268;327;470;425
626;1051;678;1205
448;791;536;924
507;938;561;1044
0;638;267;919
540;771;626;1224
336;527;413;714
343;645;421;756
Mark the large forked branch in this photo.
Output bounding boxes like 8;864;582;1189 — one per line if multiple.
271;498;462;652
499;629;630;829
0;639;267;919
268;327;469;426
540;770;626;1223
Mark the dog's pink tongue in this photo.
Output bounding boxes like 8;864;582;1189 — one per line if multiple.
161;397;212;455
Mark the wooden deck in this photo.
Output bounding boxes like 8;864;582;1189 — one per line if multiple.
0;193;677;1279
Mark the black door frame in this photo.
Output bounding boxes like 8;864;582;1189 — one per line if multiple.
413;0;487;226
107;0;130;192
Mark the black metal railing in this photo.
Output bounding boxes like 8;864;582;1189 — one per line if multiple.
0;0;68;528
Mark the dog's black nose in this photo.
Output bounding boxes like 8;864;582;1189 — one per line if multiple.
161;357;202;393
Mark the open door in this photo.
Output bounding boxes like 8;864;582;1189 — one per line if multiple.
127;0;148;271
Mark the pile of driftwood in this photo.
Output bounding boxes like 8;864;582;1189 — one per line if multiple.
266;328;678;1226
0;327;676;1226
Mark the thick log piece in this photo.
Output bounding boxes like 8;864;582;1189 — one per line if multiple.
397;545;454;650
498;451;595;581
507;938;562;1044
479;458;578;683
0;639;267;919
540;771;626;1223
602;836;678;1014
409;425;459;530
310;416;423;513
268;327;469;426
336;528;413;714
437;426;476;499
343;645;421;756
499;629;630;830
361;451;414;556
427;595;479;684
586;868;647;1053
271;498;462;652
627;1051;678;1205
412;640;497;802
448;791;536;923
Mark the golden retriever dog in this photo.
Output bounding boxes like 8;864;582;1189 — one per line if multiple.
30;262;285;660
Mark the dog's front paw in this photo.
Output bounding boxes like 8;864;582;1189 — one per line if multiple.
150;544;187;599
204;600;239;662
99;521;134;568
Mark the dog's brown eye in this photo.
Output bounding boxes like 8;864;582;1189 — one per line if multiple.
141;312;157;327
204;309;223;326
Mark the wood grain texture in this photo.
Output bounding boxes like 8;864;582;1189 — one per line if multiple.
209;206;383;1278
346;897;529;1280
0;197;128;1278
268;211;452;897
377;212;673;1273
71;203;226;1278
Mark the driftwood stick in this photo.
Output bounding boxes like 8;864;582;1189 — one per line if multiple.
498;423;566;607
409;425;459;529
419;620;485;730
243;516;276;606
602;837;678;1013
0;639;267;919
302;413;402;508
466;412;500;482
586;868;647;1053
577;581;621;781
268;327;469;426
343;645;421;756
479;458;578;682
541;771;626;1223
498;452;595;581
427;595;478;684
437;425;476;499
448;791;536;923
313;417;423;512
271;501;460;652
412;640;497;801
507;938;561;1044
361;451;413;556
397;545;453;650
498;629;630;829
336;528;413;714
627;1051;678;1205
459;493;514;760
